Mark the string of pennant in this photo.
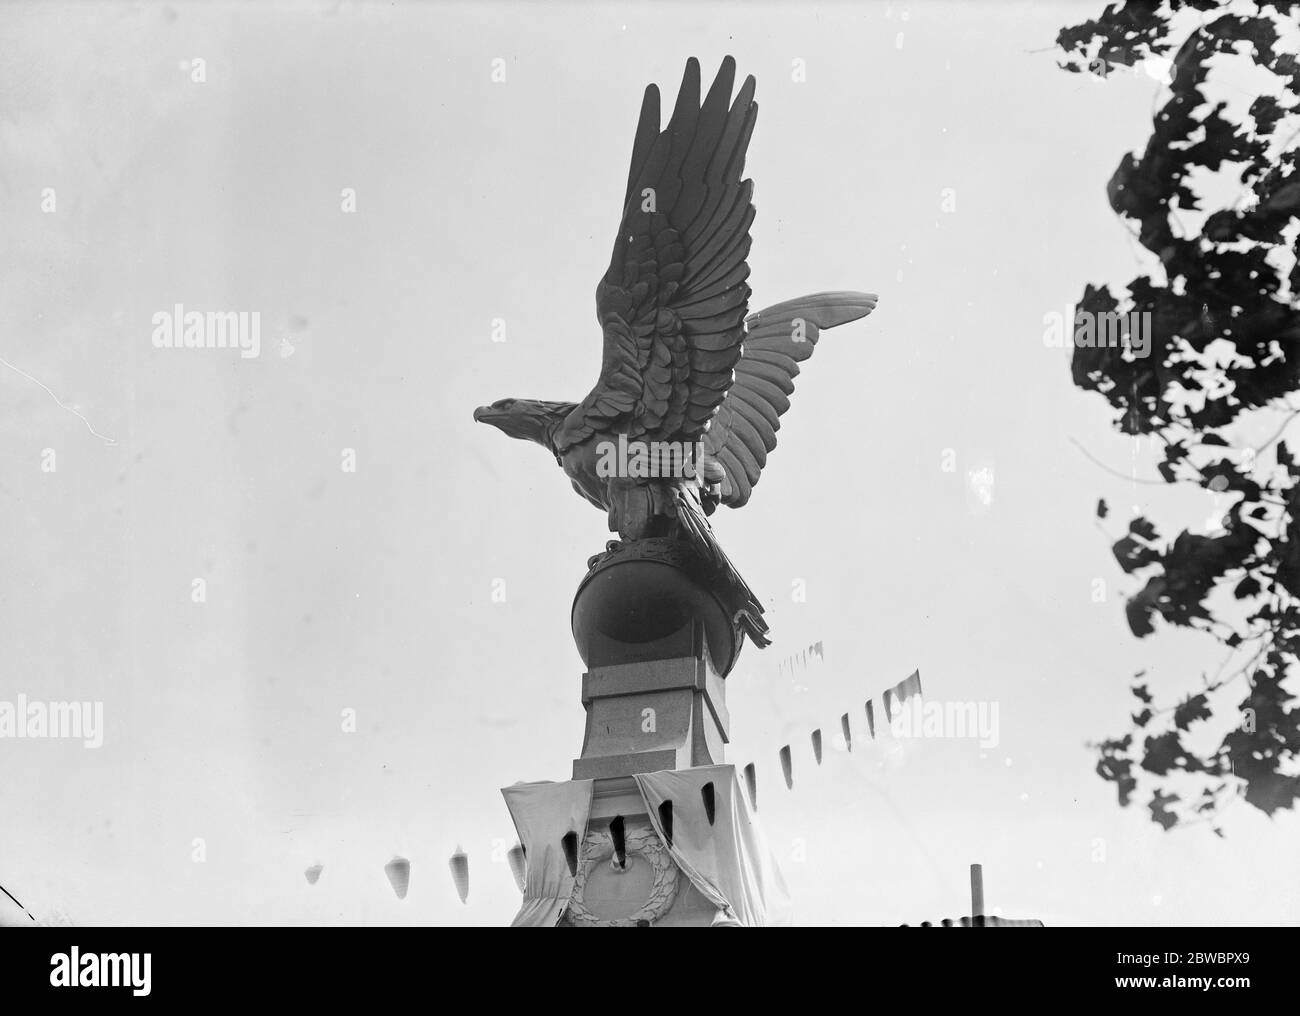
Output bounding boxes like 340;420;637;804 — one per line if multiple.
301;845;486;903
12;655;924;919
777;640;825;684
298;661;922;905
763;668;924;803
532;661;920;893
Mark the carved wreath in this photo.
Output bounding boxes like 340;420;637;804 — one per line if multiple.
565;824;680;927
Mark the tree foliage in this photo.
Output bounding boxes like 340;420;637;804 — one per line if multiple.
1058;2;1300;830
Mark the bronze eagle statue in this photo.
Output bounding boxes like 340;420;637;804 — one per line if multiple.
474;56;876;650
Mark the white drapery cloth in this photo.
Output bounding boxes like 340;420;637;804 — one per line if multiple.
634;764;789;927
501;779;594;927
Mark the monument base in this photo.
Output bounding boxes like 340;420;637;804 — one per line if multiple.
499;540;784;926
502;764;786;927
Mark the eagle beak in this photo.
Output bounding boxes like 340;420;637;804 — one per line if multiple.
473;406;494;423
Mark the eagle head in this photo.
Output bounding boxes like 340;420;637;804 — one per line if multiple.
473;398;571;451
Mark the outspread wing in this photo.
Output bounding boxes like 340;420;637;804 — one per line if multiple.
556;56;757;450
703;292;878;507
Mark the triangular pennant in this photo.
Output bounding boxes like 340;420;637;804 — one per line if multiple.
779;744;793;789
448;846;469;904
811;728;823;765
658;801;674;847
561;831;579;877
840;712;852;752
506;843;526;893
609;816;627;870
384;856;411;900
891;672;912;705
904;669;923;701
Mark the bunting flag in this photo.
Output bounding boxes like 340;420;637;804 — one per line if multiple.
561;831;579;877
657;801;674;847
384;856;411;900
778;639;828;685
811;728;823;765
448;846;469;904
779;744;793;789
865;700;876;740
840;712;852;752
610;816;627;869
743;762;758;811
882;688;895;723
507;843;527;893
700;781;716;825
894;669;923;705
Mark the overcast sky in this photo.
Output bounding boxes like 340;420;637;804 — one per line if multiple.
2;0;1296;926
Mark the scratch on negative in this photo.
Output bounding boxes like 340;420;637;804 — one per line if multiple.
0;881;37;922
0;356;117;446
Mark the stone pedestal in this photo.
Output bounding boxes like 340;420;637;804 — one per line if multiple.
573;624;729;780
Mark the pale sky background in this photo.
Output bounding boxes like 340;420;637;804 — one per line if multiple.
2;0;1297;926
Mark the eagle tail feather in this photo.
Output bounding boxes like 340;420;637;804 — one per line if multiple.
674;488;771;649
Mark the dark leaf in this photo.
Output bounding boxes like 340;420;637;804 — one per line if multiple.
1234;575;1261;598
1142;731;1185;775
1173;693;1212;730
1114;535;1158;573
1129;516;1158;541
1148;791;1181;830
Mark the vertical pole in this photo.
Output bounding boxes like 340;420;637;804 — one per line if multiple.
970;863;984;927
